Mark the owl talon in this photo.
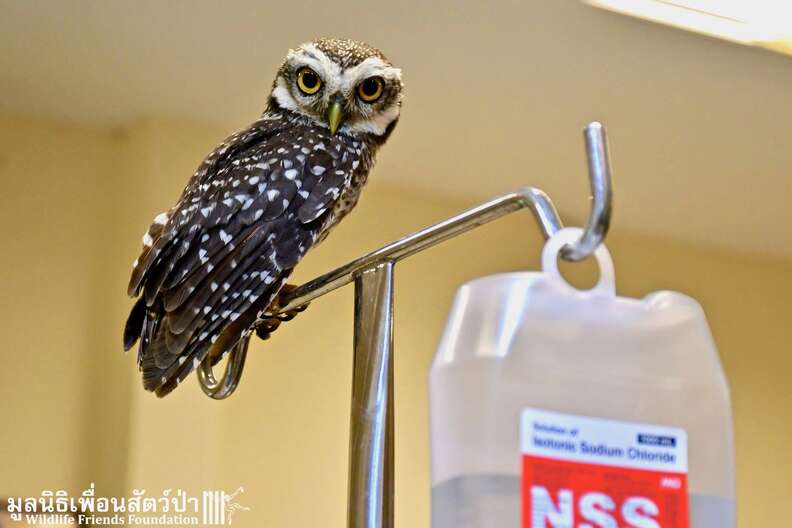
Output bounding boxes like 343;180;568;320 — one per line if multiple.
254;284;309;341
255;319;282;340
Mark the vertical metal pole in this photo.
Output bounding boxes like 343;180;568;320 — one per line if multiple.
348;262;395;528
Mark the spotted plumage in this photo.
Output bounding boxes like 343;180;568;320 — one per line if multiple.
124;38;403;397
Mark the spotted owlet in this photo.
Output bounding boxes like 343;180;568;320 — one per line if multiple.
123;38;403;397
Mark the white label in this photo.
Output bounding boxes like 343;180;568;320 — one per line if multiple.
521;408;688;473
521;408;690;528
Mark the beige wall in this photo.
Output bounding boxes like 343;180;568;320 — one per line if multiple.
0;117;120;496
0;116;789;526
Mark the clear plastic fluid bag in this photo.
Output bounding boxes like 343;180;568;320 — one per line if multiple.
430;228;735;528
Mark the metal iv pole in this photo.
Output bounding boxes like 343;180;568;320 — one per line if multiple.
197;121;614;528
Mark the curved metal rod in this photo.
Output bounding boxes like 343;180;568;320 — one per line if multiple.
198;121;613;398
562;122;613;261
197;331;251;399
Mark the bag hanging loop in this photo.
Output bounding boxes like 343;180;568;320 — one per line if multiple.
543;226;617;297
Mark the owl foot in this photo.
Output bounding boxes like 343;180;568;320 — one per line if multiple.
254;284;309;341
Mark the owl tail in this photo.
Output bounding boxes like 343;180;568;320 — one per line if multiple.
122;296;171;387
123;296;146;353
123;296;191;396
122;280;308;398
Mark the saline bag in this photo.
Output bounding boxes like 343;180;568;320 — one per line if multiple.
430;227;735;528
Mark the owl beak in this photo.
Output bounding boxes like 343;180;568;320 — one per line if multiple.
327;99;344;135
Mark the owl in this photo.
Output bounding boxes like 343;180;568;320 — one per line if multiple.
123;38;403;397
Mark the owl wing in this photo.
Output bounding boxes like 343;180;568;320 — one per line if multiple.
124;115;358;397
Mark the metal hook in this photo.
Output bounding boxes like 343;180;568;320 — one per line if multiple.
562;122;613;261
197;331;251;399
197;121;614;400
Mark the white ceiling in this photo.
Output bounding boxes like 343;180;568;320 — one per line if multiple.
2;0;791;258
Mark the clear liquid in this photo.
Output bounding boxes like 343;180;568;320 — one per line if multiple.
432;475;735;527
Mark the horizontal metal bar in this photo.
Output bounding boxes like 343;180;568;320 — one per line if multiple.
275;121;611;313
276;187;562;313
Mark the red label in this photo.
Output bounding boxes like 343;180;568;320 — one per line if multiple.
522;455;689;528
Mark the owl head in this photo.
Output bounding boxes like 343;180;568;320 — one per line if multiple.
270;38;403;139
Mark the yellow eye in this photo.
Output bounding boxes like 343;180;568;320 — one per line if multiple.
357;77;384;103
296;67;322;95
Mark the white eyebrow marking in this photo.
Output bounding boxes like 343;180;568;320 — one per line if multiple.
341;57;402;94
